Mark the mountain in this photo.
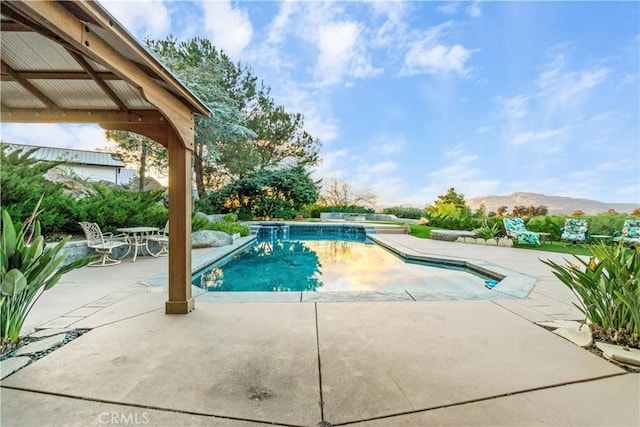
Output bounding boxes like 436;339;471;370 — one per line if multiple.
466;192;638;215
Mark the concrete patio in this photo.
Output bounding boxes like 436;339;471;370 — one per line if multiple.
1;234;639;426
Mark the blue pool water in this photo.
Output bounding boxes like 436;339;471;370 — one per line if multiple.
192;234;492;293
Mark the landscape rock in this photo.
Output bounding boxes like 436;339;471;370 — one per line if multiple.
486;239;498;246
552;326;593;348
418;217;430;226
0;357;31;379
13;333;66;356
498;237;513;247
29;328;71;338
475;238;487;245
191;230;233;248
595;342;640;367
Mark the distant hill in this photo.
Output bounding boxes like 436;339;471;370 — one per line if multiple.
466;192;638;215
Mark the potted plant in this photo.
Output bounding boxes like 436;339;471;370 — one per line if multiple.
1;199;95;352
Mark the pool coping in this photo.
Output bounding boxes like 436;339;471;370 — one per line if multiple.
146;233;537;303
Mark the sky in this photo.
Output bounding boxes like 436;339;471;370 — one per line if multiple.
2;0;639;207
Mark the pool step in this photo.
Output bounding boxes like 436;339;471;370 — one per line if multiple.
371;224;409;234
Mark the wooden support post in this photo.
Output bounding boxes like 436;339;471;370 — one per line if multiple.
165;130;194;314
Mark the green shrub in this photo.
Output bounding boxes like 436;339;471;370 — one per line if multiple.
475;220;501;240
201;221;250;236
0;146;79;235
1;202;94;350
75;186;167;232
542;244;639;348
382;206;425;220
191;216;250;236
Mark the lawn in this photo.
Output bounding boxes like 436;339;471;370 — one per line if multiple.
408;224;593;256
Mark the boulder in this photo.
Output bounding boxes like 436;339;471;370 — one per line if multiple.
128;176;163;191
191;230;233;248
418;217;430;226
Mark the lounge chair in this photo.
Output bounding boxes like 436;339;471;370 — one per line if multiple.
79;221;128;266
503;217;540;245
560;218;589;246
613;219;640;246
146;221;169;257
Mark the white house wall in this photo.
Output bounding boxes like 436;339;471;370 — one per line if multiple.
56;164;132;185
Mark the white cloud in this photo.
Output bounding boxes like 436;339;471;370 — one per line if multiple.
437;3;460;15
365;160;398;174
372;136;406;155
466;2;482;18
510;128;565;146
314;21;381;86
267;1;297;45
198;0;253;58
475;126;491;134
1;124;113;150
403;41;475;77
102;0;171;39
501;95;529;119
535;53;609;104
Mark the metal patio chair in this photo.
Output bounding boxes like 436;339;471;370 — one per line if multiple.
79;221;128;266
146;221;169;257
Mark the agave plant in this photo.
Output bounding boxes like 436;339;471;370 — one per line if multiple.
542;243;639;347
1;199;95;351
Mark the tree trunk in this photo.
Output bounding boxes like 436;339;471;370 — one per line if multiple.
139;139;147;191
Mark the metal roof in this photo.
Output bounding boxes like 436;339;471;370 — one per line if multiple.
0;1;210;121
4;142;125;167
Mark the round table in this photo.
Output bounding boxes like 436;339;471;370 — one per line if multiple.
116;226;159;262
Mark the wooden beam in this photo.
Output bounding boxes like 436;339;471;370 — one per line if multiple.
1;20;32;32
67;50;129;112
10;0;197;150
165;129;194;314
100;122;170;149
1;107;167;124
1;60;58;110
1;71;119;82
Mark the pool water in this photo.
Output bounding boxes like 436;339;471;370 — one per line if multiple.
192;235;491;293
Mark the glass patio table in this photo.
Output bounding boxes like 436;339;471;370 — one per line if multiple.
116;226;159;262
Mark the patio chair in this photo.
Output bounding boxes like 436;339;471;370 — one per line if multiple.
613;219;640;246
503;217;540;245
146;221;169;257
560;218;589;247
79;222;128;266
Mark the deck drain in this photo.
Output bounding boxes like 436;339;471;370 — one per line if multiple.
317;422;333;427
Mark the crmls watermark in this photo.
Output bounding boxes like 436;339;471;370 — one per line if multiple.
98;411;149;425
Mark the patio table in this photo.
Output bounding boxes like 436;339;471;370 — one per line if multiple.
116;226;159;262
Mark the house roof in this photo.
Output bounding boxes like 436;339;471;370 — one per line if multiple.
4;142;125;167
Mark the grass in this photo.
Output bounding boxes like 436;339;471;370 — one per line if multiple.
408;224;593;256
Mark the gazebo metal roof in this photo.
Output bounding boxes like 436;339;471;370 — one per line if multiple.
1;0;210;314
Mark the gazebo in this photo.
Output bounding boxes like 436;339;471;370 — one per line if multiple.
1;0;211;314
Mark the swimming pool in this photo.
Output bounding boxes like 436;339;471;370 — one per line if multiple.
192;233;495;294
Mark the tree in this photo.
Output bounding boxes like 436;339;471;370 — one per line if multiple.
147;37;255;198
105;131;167;190
205;166;318;219
632;207;640;216
571;209;585;217
535;205;549;216
496;206;509;217
427;187;470;217
318;177;377;209
147;37;320;196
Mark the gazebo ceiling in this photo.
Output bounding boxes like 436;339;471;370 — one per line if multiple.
0;1;209;146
